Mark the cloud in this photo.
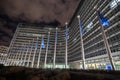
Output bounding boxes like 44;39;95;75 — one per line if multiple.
0;22;13;37
0;0;80;46
0;0;80;26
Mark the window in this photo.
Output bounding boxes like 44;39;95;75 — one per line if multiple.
73;38;77;43
110;0;119;9
87;22;93;28
86;22;93;31
116;0;120;3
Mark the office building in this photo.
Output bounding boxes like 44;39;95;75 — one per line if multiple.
6;24;66;68
5;0;120;70
0;46;8;64
68;0;120;70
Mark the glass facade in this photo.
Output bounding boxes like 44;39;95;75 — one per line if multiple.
5;24;66;68
3;0;120;70
0;46;8;64
68;0;120;70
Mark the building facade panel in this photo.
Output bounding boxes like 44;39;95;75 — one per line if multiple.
68;0;120;70
6;24;66;68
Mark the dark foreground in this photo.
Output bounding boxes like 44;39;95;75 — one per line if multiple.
0;64;120;80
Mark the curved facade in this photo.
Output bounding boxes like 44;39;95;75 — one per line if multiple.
3;0;120;70
68;0;120;70
0;46;8;64
5;24;66;68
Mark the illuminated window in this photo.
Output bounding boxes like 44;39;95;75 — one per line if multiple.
86;22;93;32
116;0;120;3
110;0;119;9
73;38;77;43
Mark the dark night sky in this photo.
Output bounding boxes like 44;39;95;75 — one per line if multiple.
0;0;81;46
